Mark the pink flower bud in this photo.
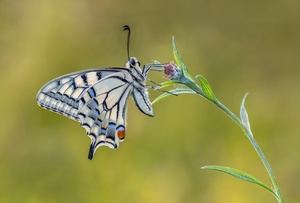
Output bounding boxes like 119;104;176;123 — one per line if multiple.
163;62;182;80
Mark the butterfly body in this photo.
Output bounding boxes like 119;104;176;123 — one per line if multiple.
37;57;154;159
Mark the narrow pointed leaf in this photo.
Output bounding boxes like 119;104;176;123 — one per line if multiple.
152;88;195;105
201;165;276;196
196;75;217;102
155;80;179;90
172;37;192;79
240;93;252;133
170;88;196;95
172;36;184;71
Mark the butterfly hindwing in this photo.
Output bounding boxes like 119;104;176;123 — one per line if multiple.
77;71;134;159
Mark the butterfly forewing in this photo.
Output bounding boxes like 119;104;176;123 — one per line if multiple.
37;68;124;120
36;58;154;159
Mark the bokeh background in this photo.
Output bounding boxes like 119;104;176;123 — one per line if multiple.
1;0;299;202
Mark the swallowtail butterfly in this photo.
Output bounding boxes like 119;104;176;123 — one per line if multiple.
36;25;159;159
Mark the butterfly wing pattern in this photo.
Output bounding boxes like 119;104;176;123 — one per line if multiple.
36;57;154;159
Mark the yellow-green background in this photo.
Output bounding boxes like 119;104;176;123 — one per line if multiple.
1;0;299;202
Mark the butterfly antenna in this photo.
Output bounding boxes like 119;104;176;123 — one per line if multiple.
123;25;131;59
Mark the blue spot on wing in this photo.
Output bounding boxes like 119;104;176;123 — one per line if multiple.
93;99;99;106
116;125;125;131
109;123;116;127
88;87;96;98
94;109;100;117
101;128;106;134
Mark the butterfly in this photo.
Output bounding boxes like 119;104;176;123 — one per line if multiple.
36;25;160;160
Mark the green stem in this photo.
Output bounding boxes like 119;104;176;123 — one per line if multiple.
216;101;283;203
187;81;284;203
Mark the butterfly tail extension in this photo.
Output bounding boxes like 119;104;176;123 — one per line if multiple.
88;144;95;160
87;123;126;160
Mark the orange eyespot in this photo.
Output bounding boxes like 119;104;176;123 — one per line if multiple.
117;126;126;140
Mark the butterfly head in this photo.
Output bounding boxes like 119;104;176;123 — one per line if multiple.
128;57;141;69
126;57;145;79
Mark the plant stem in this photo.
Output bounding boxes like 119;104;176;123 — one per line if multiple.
187;82;284;203
215;101;284;203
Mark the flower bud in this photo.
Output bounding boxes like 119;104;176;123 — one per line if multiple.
163;62;182;80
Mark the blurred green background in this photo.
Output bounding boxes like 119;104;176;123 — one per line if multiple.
1;0;299;202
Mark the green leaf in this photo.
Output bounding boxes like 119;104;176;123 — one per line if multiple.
152;88;195;105
172;36;184;71
240;93;252;133
170;88;196;95
172;37;192;79
196;75;217;102
155;80;179;90
201;165;276;196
